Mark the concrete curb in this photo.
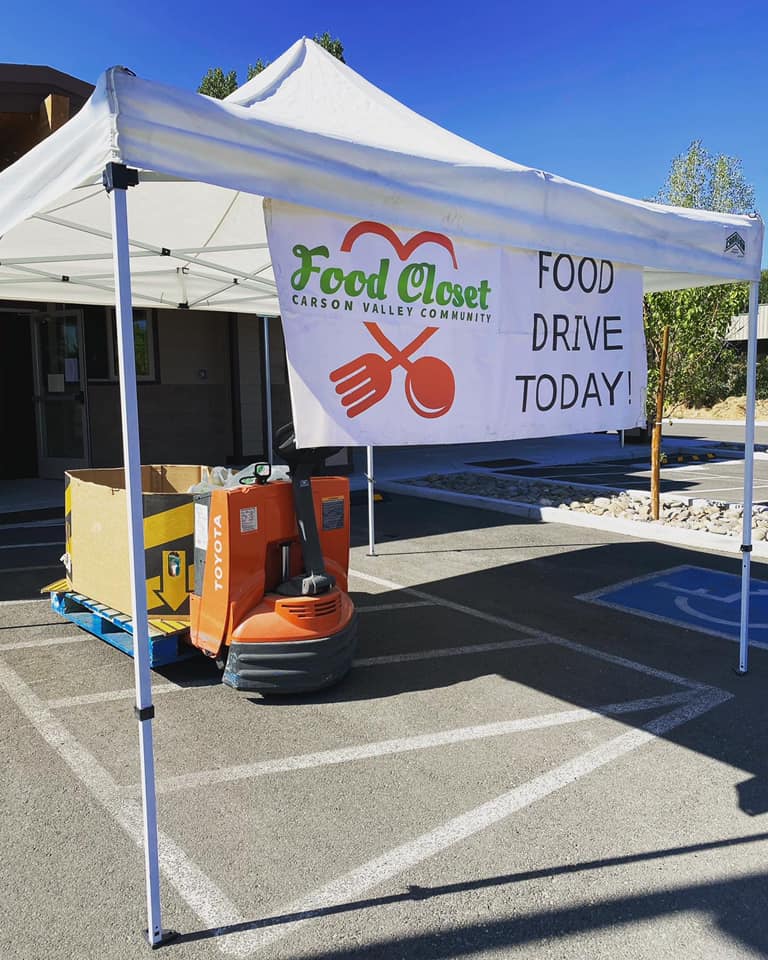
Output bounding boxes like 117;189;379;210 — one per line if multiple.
376;479;768;559
668;418;768;428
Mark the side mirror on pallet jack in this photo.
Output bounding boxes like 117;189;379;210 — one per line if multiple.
187;422;358;694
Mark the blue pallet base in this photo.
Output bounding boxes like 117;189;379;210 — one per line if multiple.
50;589;197;668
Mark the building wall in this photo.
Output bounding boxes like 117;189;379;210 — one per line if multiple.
88;309;234;468
237;315;266;458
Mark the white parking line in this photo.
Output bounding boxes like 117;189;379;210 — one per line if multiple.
353;635;544;667
46;682;188;709
219;687;731;957
131;690;697;798
44;636;546;710
0;654;256;959
351;569;559;639
689;483;768;495
349;569;707;691
356;600;433;612
0;635;87;652
4;565;734;959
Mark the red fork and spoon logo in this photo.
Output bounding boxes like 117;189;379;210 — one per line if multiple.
327;220;458;420
330;322;455;419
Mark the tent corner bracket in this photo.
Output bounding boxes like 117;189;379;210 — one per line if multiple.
103;162;139;193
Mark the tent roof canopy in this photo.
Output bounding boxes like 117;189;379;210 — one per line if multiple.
0;37;762;314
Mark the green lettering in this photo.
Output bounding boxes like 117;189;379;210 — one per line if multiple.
367;259;389;300
398;263;428;303
320;267;344;295
435;281;453;306
478;279;491;310
452;284;465;307
422;264;437;304
291;244;328;290
464;286;478;308
344;270;366;297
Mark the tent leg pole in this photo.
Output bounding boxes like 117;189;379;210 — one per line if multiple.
106;164;173;948
737;279;760;675
366;445;376;557
263;317;273;465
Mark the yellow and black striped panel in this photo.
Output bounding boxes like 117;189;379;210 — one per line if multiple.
143;497;195;617
149;617;191;636
40;577;70;594
64;474;73;580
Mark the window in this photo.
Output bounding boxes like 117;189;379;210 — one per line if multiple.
84;307;158;382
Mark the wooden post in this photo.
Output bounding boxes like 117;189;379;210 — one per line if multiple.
651;325;670;520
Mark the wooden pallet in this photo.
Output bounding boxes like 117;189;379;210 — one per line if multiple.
43;579;195;667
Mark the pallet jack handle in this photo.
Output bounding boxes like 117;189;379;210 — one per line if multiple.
273;422;340;597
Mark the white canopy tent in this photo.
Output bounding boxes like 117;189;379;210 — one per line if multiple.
0;38;762;945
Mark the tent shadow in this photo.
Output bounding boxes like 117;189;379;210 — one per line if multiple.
254;494;768;822
173;835;768;956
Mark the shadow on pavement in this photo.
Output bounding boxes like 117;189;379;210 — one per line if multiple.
177;837;768;956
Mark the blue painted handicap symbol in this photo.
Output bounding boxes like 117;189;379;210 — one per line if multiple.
581;565;768;648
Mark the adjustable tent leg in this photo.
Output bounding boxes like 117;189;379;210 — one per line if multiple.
367;445;376;557
263;316;274;464
737;278;760;675
105;162;174;946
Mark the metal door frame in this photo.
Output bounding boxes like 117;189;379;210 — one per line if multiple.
30;308;91;477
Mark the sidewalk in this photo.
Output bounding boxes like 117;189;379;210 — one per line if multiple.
0;426;753;518
0;478;64;522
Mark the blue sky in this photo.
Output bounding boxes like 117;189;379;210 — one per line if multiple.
5;0;768;261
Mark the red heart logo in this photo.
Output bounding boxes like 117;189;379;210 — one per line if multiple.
341;221;458;269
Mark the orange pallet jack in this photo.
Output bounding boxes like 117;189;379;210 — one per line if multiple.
187;424;358;693
46;426;357;693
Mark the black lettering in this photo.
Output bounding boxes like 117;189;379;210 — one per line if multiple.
578;257;597;293
532;313;548;351
536;374;557;411
538;251;552;289
573;315;583;351
603;316;623;350
583;316;600;351
516;375;536;412
581;372;602;407
561;374;579;409
598;260;614;293
601;371;623;404
553;254;574;291
552;314;571;351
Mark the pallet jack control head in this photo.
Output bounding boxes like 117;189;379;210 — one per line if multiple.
273;421;341;470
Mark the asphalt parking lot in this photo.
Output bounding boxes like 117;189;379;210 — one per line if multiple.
473;448;768;506
2;495;768;959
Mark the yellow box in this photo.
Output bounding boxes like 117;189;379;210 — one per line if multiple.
64;465;207;618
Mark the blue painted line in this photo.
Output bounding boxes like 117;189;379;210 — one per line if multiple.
579;565;768;649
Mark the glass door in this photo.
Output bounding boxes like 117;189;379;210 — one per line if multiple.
32;310;90;477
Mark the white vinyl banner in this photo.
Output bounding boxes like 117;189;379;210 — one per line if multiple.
265;200;647;447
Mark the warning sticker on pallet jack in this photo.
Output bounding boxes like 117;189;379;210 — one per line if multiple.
194;503;209;550
240;506;258;533
322;497;345;531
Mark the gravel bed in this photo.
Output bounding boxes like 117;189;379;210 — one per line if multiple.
404;472;768;540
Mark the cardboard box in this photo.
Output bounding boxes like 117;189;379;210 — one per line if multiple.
64;465;207;618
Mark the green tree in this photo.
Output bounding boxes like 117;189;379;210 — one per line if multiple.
654;139;755;213
197;66;239;99
644;140;757;414
199;33;345;98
